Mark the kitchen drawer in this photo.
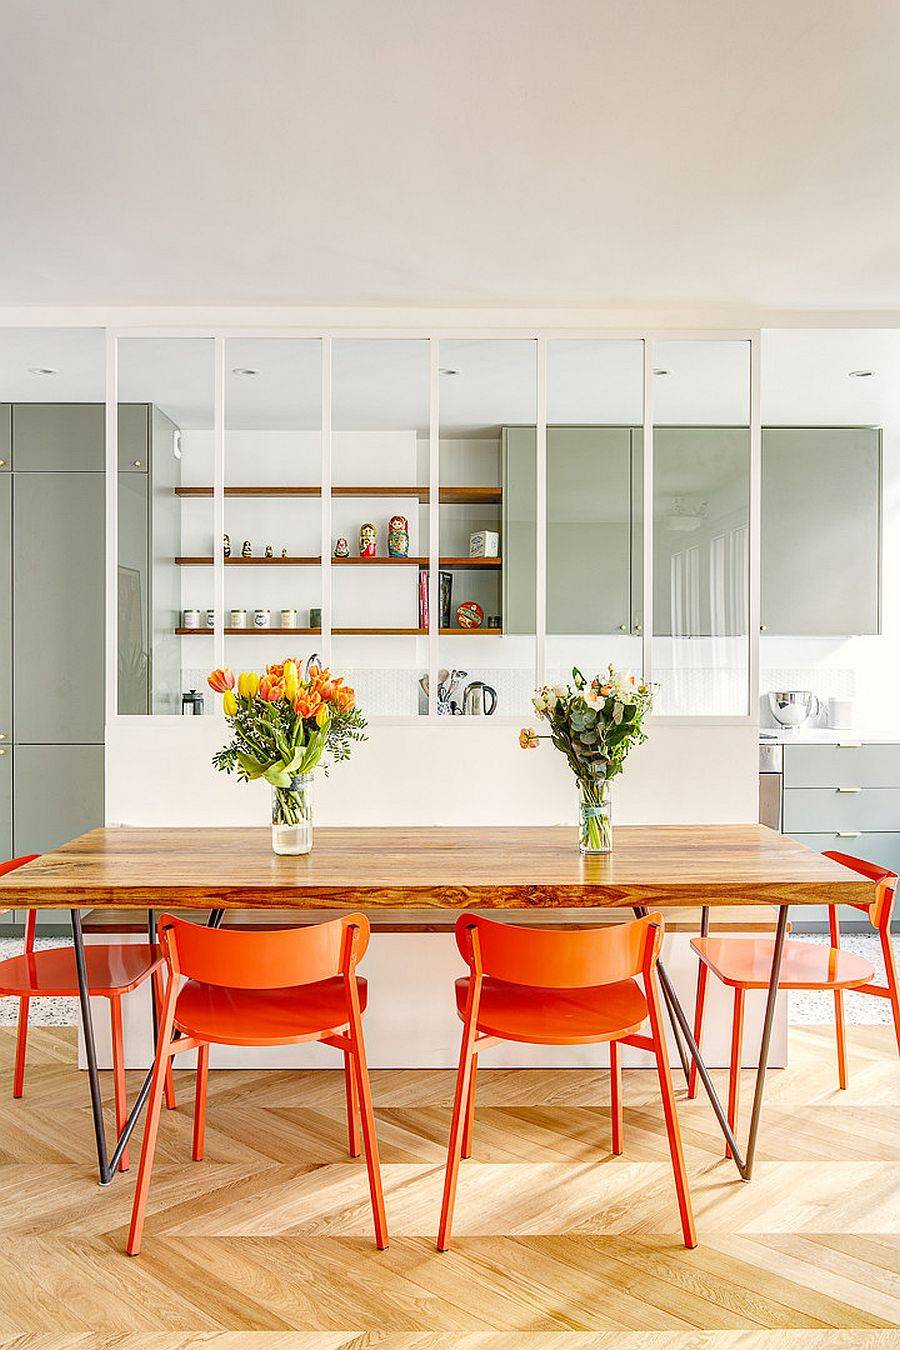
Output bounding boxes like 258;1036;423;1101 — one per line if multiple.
783;743;900;789
783;787;900;834
789;831;900;880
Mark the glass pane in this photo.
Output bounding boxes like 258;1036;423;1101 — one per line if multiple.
224;339;322;678
546;340;643;691
651;340;751;714
436;340;536;718
118;336;215;714
331;339;429;716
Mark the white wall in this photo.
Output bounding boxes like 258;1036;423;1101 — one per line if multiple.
105;717;757;827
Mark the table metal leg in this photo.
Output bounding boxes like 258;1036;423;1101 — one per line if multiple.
631;903;788;1179
659;973;692;1085
147;908;158;1043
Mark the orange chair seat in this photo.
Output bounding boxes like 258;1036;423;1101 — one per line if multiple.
0;943;163;998
174;976;368;1046
691;936;875;991
455;975;648;1045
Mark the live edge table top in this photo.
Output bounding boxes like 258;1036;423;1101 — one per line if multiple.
0;824;873;911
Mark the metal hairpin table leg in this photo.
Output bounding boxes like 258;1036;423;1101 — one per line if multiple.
72;908;156;1186
632;903;790;1179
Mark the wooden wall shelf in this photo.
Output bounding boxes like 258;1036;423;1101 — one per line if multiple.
176;627;321;637
176;556;321;566
175;625;501;637
174;554;501;568
176;485;502;504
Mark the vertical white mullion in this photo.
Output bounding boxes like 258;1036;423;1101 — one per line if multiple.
642;338;654;683
748;332;761;719
104;330;118;724
213;337;226;676
535;336;547;688
321;336;333;668
428;337;439;717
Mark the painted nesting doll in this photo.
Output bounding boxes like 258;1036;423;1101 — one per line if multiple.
388;514;410;557
359;522;377;557
241;539;252;558
333;537;350;558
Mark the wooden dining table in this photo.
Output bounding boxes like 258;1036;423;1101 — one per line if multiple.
0;822;872;1188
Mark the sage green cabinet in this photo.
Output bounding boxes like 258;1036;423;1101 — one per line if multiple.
0;745;10;862
0;404;10;469
13;472;104;743
761;427;881;635
546;427;633;634
13;403;148;474
502;427;536;634
13;745;103;856
0;476;10;743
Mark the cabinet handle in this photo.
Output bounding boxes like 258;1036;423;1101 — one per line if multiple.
131;459;143;468
837;742;862;749
836;786;862;793
619;624;626;632
759;624;767;632
0;748;6;756
634;622;642;633
0;732;6;740
0;459;6;468
837;831;861;838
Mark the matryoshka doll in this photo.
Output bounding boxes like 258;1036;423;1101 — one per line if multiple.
359;522;377;557
388;514;409;557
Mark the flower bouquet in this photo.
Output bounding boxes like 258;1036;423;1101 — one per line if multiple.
520;666;652;854
208;659;366;854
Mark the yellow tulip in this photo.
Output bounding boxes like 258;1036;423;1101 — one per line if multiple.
237;671;260;699
283;660;299;700
315;703;330;728
222;689;238;717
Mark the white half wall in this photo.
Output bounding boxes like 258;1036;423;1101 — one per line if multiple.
105;718;758;827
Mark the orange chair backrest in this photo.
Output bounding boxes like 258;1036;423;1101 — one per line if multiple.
455;912;663;988
823;849;897;930
157;912;370;989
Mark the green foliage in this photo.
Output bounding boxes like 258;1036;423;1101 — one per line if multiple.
529;665;653;790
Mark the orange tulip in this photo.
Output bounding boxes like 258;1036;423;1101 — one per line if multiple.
314;679;337;703
266;662;285;681
208;667;235;693
334;685;355;712
258;676;284;702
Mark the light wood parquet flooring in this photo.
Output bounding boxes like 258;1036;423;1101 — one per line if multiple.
0;1025;895;1348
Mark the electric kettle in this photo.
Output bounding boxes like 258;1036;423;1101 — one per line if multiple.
462;681;498;716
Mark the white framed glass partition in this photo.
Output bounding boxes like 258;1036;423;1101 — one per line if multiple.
109;327;759;722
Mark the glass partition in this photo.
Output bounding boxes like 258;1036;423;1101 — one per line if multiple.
331;338;429;715
118;336;215;714
223;339;321;678
546;339;644;691
438;339;536;718
651;340;751;714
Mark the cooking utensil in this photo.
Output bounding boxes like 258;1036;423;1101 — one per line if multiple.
767;690;822;730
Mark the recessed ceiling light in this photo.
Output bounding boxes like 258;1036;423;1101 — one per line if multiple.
232;367;259;377
848;369;874;378
439;367;459;376
28;366;57;376
653;368;670;376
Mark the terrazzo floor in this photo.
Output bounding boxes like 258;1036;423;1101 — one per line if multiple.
0;932;896;1027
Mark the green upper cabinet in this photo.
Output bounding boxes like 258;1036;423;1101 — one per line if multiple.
12;402;148;472
761;427;881;635
546;427;633;635
502;427;537;635
0;404;10;470
0;476;11;741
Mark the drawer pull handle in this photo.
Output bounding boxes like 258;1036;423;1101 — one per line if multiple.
836;786;862;793
837;742;862;749
837;831;861;838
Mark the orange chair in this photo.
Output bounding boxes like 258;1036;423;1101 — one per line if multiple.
437;912;697;1250
127;911;387;1255
688;851;899;1144
0;854;174;1171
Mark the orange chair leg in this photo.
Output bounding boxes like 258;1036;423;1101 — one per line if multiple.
726;987;744;1161
609;1039;624;1155
461;1052;478;1159
127;995;177;1256
152;967;177;1111
833;990;848;1090
13;997;29;1099
192;1043;209;1162
880;925;900;1058
110;995;129;1172
687;963;708;1100
349;1022;388;1250
646;970;697;1248
437;1022;477;1252
343;1049;361;1158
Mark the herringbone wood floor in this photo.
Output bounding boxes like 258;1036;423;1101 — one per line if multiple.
0;1026;896;1347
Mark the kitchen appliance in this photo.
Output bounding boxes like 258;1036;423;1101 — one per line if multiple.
828;697;855;730
462;680;498;716
767;689;822;730
181;689;205;716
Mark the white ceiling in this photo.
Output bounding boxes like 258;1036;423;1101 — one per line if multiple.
2;1;900;309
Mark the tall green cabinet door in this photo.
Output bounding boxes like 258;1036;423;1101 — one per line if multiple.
502;427;537;634
761;427;881;635
0;474;11;745
13;745;104;856
546;427;633;635
13;472;104;743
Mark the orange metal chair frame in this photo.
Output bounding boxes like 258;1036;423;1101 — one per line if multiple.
0;855;174;1173
127;911;387;1256
437;911;697;1251
687;851;899;1148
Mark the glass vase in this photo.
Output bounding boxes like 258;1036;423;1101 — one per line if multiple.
271;773;313;855
578;779;612;855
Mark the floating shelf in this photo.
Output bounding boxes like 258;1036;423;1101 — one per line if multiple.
440;627;503;635
176;625;501;636
176;627;321;637
174;554;501;568
176;485;502;504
